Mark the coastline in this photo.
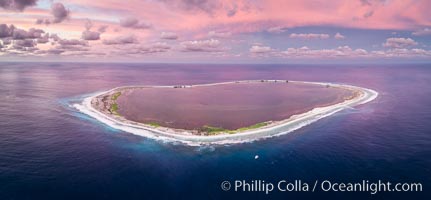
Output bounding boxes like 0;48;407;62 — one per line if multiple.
73;80;378;145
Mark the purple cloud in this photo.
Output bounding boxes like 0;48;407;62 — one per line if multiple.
360;0;372;6
58;39;88;46
412;28;431;36
180;39;222;52
13;39;36;48
160;32;178;40
81;31;100;40
226;3;237;17
363;10;374;18
119;18;151;29
103;35;137;45
0;24;83;56
38;45;89;55
208;31;231;38
383;37;418;48
36;49;65;55
0;0;37;11
38;38;90;55
51;3;70;23
35;18;51;25
12;28;44;40
81;20;101;41
98;25;108;33
0;24;15;38
36;33;49;43
249;45;273;54
334;32;345;39
289;33;330;39
49;33;60;42
131;43;171;54
267;26;286;33
170;0;220;15
281;46;368;58
2;38;11;45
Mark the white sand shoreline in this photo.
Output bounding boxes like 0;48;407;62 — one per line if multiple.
73;80;378;146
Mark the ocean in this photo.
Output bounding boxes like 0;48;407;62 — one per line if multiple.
0;63;430;199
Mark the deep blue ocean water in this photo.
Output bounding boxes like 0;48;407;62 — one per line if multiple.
0;63;430;199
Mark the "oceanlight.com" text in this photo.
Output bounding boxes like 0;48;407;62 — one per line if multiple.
220;179;423;194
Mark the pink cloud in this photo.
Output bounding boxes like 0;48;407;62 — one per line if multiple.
334;32;345;39
160;32;178;40
281;46;368;58
0;0;37;11
51;3;70;23
289;33;330;39
249;45;273;54
49;0;430;35
383;37;418;48
6;0;431;38
58;39;88;46
119;17;152;29
180;39;223;52
267;26;286;33
81;31;100;40
278;46;431;59
207;30;231;38
102;35;137;45
1;0;431;61
412;28;431;36
81;20;103;41
112;42;171;55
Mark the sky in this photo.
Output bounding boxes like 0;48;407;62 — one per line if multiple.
0;0;431;63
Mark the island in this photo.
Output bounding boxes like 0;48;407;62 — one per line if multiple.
74;80;378;145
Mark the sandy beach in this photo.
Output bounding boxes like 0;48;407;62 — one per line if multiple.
73;80;378;145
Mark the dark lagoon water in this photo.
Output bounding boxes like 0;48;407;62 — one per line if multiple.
116;81;353;130
0;63;430;199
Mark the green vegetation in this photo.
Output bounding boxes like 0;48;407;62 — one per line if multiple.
198;121;271;135
198;125;228;135
111;92;121;100
109;103;119;115
108;92;121;115
232;122;270;133
146;122;161;127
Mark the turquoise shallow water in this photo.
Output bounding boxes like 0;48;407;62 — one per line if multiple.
0;63;430;199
